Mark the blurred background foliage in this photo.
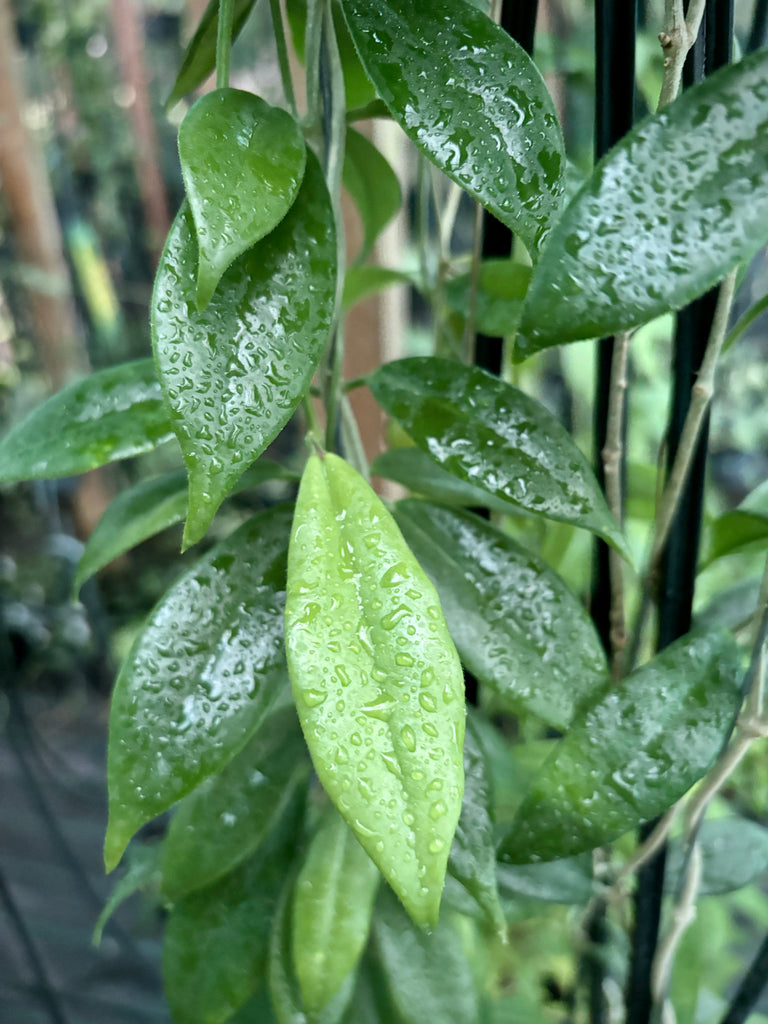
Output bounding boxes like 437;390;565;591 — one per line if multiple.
1;1;768;1022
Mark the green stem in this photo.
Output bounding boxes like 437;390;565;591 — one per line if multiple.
216;0;235;89
305;0;323;125
269;0;298;116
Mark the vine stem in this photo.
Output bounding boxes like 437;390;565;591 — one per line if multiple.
269;0;298;117
215;0;235;89
601;330;631;675
657;0;706;107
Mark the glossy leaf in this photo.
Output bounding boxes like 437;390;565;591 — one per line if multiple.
343;128;401;263
162;706;309;899
372;889;480;1024
167;0;259;107
292;808;380;1012
285;453;465;928
343;266;413;310
75;460;298;592
371;447;512;516
341;0;565;257
499;630;743;863
179;90;307;308
92;843;162;946
152;153;336;548
368;358;630;559
0;359;172;483
703;510;768;567
497;856;594;906
447;719;505;933
396;501;608;730
269;876;356;1024
518;48;768;356
105;504;293;872
163;851;282;1024
666;818;768;896
444;261;531;337
286;0;377;111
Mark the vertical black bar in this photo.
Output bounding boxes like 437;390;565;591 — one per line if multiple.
591;0;638;656
719;931;768;1024
627;4;733;1023
748;0;768;52
473;0;539;377
591;7;637;1023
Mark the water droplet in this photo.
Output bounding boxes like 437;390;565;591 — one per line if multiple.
400;725;417;752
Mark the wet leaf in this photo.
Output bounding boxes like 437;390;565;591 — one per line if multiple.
167;0;260;107
285;453;465;928
152;152;336;548
396;501;608;730
343;128;401;263
340;0;565;257
269;875;356;1024
75;460;298;592
163;850;284;1024
444;260;531;336
92;843;162;946
292;808;380;1013
518;48;768;357
179;90;307;308
0;360;173;483
368;358;630;559
286;0;377;111
162;706;309;899
372;888;480;1024
105;504;293;872
666;818;768;896
371;447;512;515
447;719;505;933
499;630;743;863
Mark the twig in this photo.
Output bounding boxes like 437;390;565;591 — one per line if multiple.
601;331;631;675
657;0;706;108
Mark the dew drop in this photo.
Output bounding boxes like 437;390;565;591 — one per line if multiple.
400;725;417;752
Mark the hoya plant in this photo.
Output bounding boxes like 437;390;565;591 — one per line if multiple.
3;0;768;1022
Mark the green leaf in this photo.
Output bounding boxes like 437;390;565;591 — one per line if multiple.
371;447;512;516
499;629;743;863
343;266;413;310
74;459;298;592
285;453;465;928
696;578;762;631
444;261;531;337
343;128;401;263
703;510;768;567
163;850;283;1024
286;0;377;111
497;856;594;906
105;504;293;872
368;358;631;559
292;808;380;1013
269;875;357;1024
518;48;768;357
666;818;768;896
179;90;307;309
0;360;173;483
372;889;480;1024
340;0;565;257
162;706;309;899
167;0;260;107
447;719;505;933
152;152;336;548
92;843;162;946
395;501;608;730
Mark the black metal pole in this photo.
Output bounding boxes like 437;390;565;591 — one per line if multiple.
626;5;733;1023
590;6;637;1021
748;0;768;52
719;930;768;1024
